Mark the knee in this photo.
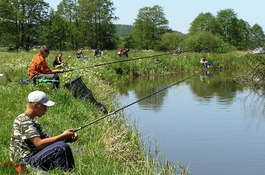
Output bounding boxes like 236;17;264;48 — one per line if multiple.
54;141;70;152
52;74;60;81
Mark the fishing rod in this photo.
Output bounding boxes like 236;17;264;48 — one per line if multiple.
65;47;218;73
65;52;173;72
73;70;203;132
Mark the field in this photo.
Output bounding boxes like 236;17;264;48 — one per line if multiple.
0;49;256;174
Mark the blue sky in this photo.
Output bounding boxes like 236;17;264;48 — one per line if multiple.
45;0;265;34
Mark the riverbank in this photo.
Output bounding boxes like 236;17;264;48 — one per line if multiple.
0;50;258;174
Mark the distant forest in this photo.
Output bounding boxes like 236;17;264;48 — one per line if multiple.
115;24;133;37
115;24;182;37
0;0;264;52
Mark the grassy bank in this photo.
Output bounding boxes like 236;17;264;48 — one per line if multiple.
0;49;259;174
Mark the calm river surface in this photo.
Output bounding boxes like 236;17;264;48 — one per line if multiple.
115;70;265;175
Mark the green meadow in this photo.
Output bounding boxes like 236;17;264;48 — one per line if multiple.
0;49;258;174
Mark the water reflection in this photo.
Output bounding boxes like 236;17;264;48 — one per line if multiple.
119;71;245;107
241;89;265;131
116;70;265;175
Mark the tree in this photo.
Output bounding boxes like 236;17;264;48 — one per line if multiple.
43;10;69;50
237;19;251;50
189;12;221;35
57;0;82;50
77;0;118;50
0;0;50;50
156;33;185;51
132;5;171;50
216;9;239;47
180;31;236;53
251;24;265;48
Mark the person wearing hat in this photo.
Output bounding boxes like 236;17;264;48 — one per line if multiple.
10;91;78;172
28;45;64;88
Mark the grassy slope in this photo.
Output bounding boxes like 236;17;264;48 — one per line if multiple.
0;49;257;174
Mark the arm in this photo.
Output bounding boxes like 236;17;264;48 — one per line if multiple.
57;57;63;64
46;69;64;74
30;129;78;150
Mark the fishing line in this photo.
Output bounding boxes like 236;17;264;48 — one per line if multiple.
65;52;173;72
73;70;203;132
65;47;218;73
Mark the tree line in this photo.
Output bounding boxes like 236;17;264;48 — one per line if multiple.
0;0;264;53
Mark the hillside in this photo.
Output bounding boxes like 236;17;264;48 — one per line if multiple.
115;24;133;37
115;24;182;37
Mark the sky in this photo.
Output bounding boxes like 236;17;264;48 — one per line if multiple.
45;0;265;34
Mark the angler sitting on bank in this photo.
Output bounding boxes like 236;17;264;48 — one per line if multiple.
28;45;64;88
122;48;129;58
117;48;129;58
155;57;162;66
117;48;123;57
53;52;68;68
200;57;214;68
173;47;181;56
76;49;84;59
10;91;78;172
93;48;103;57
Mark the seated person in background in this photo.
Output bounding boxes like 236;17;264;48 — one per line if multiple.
122;48;129;58
10;90;78;172
118;48;123;57
155;57;162;66
173;47;181;56
28;45;64;89
76;49;84;59
200;57;214;68
93;48;103;57
53;52;67;68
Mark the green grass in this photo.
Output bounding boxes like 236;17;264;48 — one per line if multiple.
0;50;184;174
0;49;261;174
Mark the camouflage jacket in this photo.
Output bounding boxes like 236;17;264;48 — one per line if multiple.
10;113;49;161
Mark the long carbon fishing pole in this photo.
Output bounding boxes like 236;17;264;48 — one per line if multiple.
73;71;203;132
65;52;173;72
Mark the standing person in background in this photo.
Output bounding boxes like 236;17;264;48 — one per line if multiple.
28;45;64;88
10;90;78;172
53;52;67;68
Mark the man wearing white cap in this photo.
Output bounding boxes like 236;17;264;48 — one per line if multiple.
10;90;78;172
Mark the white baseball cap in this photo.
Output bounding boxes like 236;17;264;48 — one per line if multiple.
27;91;55;106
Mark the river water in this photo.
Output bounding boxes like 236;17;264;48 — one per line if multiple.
115;70;265;175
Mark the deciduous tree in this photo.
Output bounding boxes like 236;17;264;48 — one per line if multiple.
132;5;170;50
189;12;221;35
251;23;265;48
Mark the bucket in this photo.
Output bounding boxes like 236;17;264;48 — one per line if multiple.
83;56;88;62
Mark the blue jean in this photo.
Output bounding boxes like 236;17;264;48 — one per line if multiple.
23;141;75;172
202;60;214;67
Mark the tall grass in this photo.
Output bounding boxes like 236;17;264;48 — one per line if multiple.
0;49;259;174
0;50;184;174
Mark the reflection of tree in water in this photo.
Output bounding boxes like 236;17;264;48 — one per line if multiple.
241;88;265;130
134;76;169;111
119;75;184;111
118;71;246;112
189;71;244;104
